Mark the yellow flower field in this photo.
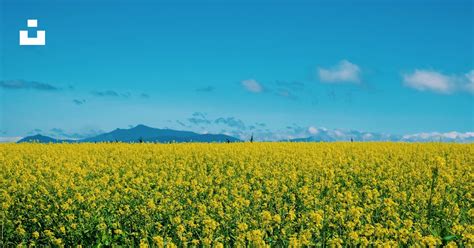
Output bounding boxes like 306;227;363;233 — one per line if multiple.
1;143;473;247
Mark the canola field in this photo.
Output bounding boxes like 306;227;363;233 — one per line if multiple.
1;143;473;247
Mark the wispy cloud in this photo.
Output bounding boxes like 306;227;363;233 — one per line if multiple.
47;128;104;140
91;90;120;97
403;69;474;94
318;60;361;83
276;89;297;99
50;128;64;134
176;114;262;136
285;124;307;136
27;129;42;135
215;117;246;130
240;79;306;99
273;81;305;100
275;81;305;91
241;79;264;93
196;86;215;92
91;90;146;98
0;79;59;91
73;99;86;105
187;112;211;125
176;120;190;128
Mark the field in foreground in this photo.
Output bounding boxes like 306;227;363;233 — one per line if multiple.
1;143;473;247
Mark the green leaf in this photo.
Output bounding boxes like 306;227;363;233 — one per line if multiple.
442;235;457;241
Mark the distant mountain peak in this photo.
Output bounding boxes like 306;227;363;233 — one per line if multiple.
126;124;156;132
17;134;71;143
133;124;150;128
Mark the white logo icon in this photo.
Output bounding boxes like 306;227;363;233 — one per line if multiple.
19;19;46;46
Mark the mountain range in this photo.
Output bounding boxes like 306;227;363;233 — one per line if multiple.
17;125;240;143
16;124;474;143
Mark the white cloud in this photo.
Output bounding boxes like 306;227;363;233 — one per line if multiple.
0;136;22;143
363;133;373;139
318;60;361;83
403;69;474;94
403;70;455;94
465;70;474;93
241;79;263;93
333;130;344;137
308;126;319;135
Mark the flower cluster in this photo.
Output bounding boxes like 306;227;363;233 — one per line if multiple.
0;142;472;247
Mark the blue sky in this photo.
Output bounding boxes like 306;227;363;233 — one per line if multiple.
1;0;473;141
